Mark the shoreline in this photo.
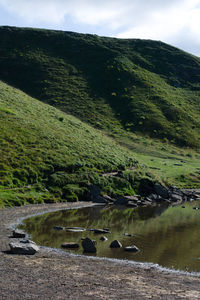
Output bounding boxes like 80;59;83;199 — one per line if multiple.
0;202;200;299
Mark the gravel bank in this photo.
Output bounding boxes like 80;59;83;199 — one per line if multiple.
0;202;200;300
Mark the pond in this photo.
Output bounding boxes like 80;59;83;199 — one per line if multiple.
19;200;200;273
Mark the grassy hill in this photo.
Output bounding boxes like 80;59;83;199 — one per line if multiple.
0;26;199;207
0;26;199;148
0;80;155;207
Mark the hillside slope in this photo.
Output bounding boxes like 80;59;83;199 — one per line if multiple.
0;80;155;207
0;26;199;148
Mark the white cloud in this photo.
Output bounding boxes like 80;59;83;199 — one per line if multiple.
0;0;200;56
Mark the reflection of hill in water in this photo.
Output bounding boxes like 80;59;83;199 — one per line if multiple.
20;201;200;272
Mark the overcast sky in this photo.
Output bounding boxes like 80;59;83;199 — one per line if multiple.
0;0;200;57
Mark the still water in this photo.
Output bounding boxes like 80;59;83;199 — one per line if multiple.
19;201;200;272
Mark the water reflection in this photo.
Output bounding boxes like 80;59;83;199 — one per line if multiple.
19;201;200;272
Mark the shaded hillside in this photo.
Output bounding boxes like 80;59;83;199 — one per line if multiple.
0;26;199;147
0;81;154;207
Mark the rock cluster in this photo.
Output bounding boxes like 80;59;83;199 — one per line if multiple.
89;184;200;207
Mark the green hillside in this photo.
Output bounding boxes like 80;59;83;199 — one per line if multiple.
0;80;154;207
0;26;200;207
0;26;199;148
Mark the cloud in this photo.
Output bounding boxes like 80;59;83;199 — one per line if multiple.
0;0;200;56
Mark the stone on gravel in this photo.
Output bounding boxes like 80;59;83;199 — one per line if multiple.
9;240;39;255
124;245;140;252
110;240;122;248
82;237;97;253
61;242;80;249
12;229;26;238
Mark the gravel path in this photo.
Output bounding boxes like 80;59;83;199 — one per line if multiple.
0;202;200;300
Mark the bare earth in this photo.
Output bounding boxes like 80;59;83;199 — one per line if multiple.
0;202;199;300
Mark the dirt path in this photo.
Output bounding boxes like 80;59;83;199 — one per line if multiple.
0;202;199;300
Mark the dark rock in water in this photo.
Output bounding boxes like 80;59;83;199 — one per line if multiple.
12;229;26;238
61;242;80;249
93;229;111;234
124;233;132;237
53;226;65;231
154;183;169;199
124;245;140;252
103;228;110;231
9;240;39;255
100;236;108;241
110;240;122;248
82;237;97;253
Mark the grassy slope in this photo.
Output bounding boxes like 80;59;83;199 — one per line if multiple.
0;26;199;148
0;27;199;207
0;80;156;207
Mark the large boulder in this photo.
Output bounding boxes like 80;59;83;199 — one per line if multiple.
82;238;97;253
154;184;169;199
9;240;39;255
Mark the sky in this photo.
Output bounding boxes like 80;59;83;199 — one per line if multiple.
0;0;200;57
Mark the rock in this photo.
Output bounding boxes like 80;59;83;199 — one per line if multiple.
110;240;122;248
124;233;132;237
61;242;80;249
66;227;86;232
93;229;111;234
126;201;137;208
12;229;26;238
182;206;185;208
82;238;97;253
102;195;115;203
103;228;110;231
9;240;39;255
170;194;183;202
53;226;65;231
100;236;108;241
124;245;140;252
93;195;109;204
154;183;169;199
114;196;129;205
